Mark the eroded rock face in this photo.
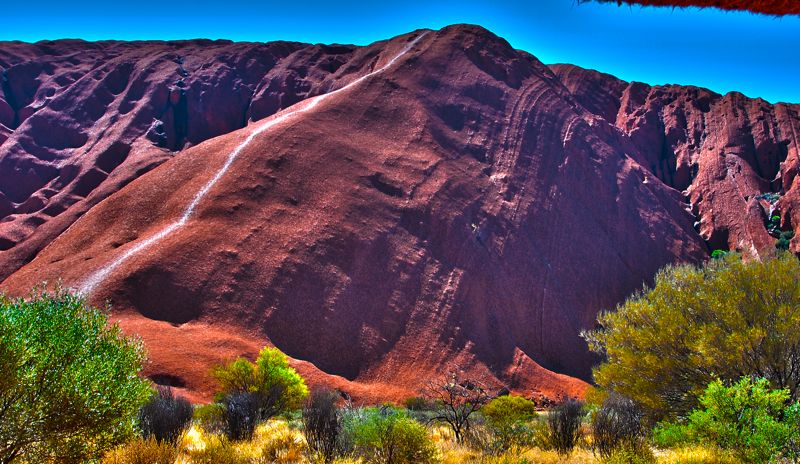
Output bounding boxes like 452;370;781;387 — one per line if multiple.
552;63;800;257
596;0;800;15
1;25;797;401
0;38;382;278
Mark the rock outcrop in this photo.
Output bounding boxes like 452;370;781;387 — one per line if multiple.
1;25;798;402
595;0;800;15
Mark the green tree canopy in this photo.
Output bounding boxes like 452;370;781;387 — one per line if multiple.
0;288;151;464
583;252;800;419
212;346;308;418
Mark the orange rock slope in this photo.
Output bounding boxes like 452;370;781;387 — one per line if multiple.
2;25;798;402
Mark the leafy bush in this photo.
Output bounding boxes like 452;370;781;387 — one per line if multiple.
547;399;585;455
483;395;538;425
777;230;794;250
0;288;151;463
710;249;728;259
482;395;538;452
222;392;262;441
349;407;438;464
212;347;308;420
138;386;193;444
584;252;800;418
591;393;646;458
303;388;343;463
667;377;800;463
652;421;694;448
194;403;227;434
101;437;179;464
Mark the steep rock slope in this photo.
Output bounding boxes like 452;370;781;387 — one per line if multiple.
552;64;800;257
0;25;723;401
0;37;396;281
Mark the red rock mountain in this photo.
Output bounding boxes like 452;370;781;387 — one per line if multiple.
1;25;798;402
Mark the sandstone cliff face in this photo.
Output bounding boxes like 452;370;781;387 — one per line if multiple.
0;38;388;280
0;25;797;401
552;64;800;257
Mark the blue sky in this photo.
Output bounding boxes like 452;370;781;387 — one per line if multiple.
3;0;798;103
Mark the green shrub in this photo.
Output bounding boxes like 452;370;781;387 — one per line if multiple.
0;288;151;464
584;252;800;419
710;249;728;259
482;395;538;452
349;407;438;464
195;403;227;434
652;421;694;448
483;395;538;425
679;377;800;463
101;437;179;464
776;230;794;250
212;347;308;420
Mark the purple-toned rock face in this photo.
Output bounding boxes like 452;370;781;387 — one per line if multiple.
0;25;798;402
551;64;800;257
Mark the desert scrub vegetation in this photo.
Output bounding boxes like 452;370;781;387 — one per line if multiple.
0;288;151;464
11;252;800;463
653;377;800;463
583;251;800;419
210;346;309;440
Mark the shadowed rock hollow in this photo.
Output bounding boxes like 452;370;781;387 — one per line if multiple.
1;25;798;402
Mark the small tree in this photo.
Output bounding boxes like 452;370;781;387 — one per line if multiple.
138;386;193;444
482;395;538;452
303;388;342;463
0;288;151;464
425;371;491;443
584;252;800;419
547;399;585;455
212;346;308;421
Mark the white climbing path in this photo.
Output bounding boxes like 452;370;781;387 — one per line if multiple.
78;32;428;295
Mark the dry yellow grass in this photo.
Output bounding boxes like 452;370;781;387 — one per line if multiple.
102;419;742;464
654;446;741;464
